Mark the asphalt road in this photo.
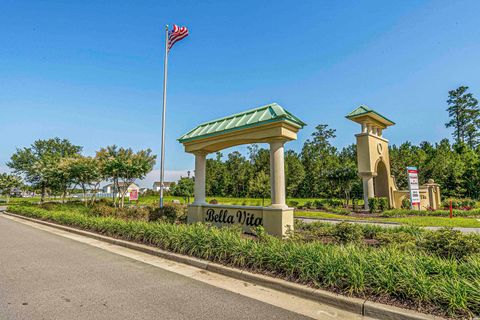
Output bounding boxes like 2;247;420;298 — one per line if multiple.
0;216;312;320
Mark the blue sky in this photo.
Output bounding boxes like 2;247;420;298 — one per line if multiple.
1;0;480;187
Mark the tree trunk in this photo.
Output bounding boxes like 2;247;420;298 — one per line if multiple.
83;187;87;207
41;184;46;203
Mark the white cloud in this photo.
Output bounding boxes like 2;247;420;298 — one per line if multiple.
137;169;191;188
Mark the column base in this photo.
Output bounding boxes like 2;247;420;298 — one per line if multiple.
187;204;294;237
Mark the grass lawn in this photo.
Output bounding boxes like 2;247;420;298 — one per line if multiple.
296;211;480;228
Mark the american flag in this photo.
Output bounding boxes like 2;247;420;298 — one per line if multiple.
168;25;189;51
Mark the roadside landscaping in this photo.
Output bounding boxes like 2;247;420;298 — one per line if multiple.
6;202;480;318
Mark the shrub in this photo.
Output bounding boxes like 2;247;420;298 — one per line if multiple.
91;203;116;217
303;201;314;209
368;198;379;213
368;197;389;212
39;202;57;210
401;197;411;209
331;222;363;243
352;198;360;212
327;199;344;208
377;197;389;212
148;204;185;222
382;208;480;218
329;207;350;215
442;198;477;210
287;200;299;208
120;207;149;221
375;231;417;249
209;199;218;204
418;228;480;260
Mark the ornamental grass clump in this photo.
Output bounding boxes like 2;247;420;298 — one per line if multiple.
7;203;480;317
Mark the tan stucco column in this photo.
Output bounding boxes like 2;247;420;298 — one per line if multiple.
269;140;287;209
193;152;207;205
362;175;374;210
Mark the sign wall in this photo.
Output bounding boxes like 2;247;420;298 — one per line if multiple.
406;166;420;207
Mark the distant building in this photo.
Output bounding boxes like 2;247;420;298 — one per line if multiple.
101;183;140;197
139;187;149;195
152;181;173;192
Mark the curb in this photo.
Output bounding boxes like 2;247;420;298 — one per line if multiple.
3;212;441;320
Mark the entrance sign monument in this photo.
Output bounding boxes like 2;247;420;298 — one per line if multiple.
346;105;441;211
179;103;305;236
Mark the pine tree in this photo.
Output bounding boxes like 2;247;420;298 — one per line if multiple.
445;86;479;148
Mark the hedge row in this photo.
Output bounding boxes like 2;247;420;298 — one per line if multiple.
382;208;480;218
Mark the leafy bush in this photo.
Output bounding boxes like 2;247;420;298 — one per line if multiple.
382;208;480;218
121;207;150;221
441;198;478;210
327;199;344;208
39;202;58;211
401;197;411;209
375;231;417;249
331;222;363;243
313;199;324;209
328;207;351;215
287;200;299;208
91;203;116;216
303;201;314;209
352;198;359;211
148;204;185;222
418;228;480;260
368;197;388;213
209;199;218;204
378;197;389;212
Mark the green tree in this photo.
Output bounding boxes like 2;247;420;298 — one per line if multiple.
446;86;479;147
0;173;23;203
300;124;338;198
205;152;227;196
389;142;427;189
7;138;82;202
285;150;304;197
63;156;103;206
248;170;270;206
172;177;194;203
224;151;251;197
97;146;156;207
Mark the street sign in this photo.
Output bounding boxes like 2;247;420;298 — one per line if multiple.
129;189;138;201
406;166;420;208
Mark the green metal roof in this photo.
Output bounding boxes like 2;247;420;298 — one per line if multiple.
345;105;395;125
179;103;306;143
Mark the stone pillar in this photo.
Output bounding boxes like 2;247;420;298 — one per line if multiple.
193;152;207;205
361;122;367;133
269;140;287;208
362;175;374;211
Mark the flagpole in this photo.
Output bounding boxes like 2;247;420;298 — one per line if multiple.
159;25;169;208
